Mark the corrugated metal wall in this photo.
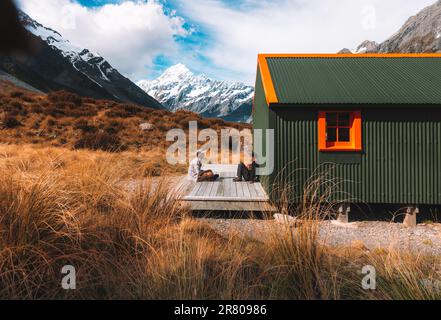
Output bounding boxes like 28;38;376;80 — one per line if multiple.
270;108;441;205
252;69;271;191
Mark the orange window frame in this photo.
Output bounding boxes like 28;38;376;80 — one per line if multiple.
318;111;362;152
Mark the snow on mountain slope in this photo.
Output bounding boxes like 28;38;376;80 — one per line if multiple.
137;64;254;122
20;11;112;84
0;11;162;109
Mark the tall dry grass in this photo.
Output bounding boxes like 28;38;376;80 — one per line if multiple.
0;145;187;299
0;144;440;300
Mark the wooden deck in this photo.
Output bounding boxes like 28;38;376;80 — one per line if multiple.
179;164;276;212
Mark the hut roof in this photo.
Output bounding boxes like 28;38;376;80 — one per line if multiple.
258;54;441;107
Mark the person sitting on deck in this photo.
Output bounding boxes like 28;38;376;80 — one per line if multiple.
233;153;259;183
188;151;219;182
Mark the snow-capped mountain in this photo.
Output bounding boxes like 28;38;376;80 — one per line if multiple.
343;1;441;54
354;40;380;53
339;40;380;54
137;64;254;122
0;11;162;109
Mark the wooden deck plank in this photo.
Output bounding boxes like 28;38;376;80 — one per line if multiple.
188;182;203;197
194;182;205;196
254;184;263;198
230;179;237;197
202;182;214;197
248;183;258;198
172;178;195;197
242;182;251;198
216;179;225;197
223;178;230;197
236;182;244;197
255;183;268;198
194;183;204;197
210;181;220;197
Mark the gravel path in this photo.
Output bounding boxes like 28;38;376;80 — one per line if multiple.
200;218;441;256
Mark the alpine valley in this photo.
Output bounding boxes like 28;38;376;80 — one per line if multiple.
6;1;441;123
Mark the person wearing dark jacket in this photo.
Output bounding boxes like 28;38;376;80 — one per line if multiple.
233;153;259;183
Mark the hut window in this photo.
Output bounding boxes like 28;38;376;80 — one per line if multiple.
318;111;362;152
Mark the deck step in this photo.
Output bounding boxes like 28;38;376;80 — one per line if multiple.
183;201;277;212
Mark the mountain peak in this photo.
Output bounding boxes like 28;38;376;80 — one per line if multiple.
137;64;254;123
350;1;441;54
355;40;379;53
159;64;193;80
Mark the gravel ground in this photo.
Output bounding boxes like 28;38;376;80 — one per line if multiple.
199;218;441;256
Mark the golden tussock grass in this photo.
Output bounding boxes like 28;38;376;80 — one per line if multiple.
0;144;440;300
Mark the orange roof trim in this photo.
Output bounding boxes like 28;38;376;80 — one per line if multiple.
257;53;441;106
258;54;278;105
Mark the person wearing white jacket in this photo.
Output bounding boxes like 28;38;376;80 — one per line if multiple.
188;151;219;182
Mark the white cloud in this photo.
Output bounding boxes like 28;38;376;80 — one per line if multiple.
17;0;438;85
175;0;437;84
18;0;189;80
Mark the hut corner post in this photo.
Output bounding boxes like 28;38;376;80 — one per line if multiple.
403;206;419;227
336;204;351;224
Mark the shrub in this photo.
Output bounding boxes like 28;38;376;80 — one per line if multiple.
108;119;124;130
3;114;21;128
30;104;44;114
178;115;201;128
31;120;41;129
70;105;98;118
82;97;96;104
74;130;126;152
106;104;144;118
10;100;23;110
0;97;11;107
22;95;35;103
198;118;219;129
148;109;169;119
73;119;97;133
10;91;24;98
46;106;66;118
47;118;57;127
48;91;83;107
104;122;123;135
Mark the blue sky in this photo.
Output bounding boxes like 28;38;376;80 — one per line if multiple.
77;0;121;6
18;0;436;85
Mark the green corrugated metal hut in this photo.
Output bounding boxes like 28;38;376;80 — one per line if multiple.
253;54;441;205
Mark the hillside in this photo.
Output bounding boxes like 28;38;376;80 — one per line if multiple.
349;1;441;53
137;64;254;123
0;10;162;109
0;80;249;156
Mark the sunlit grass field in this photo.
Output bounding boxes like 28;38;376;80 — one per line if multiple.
0;144;440;300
